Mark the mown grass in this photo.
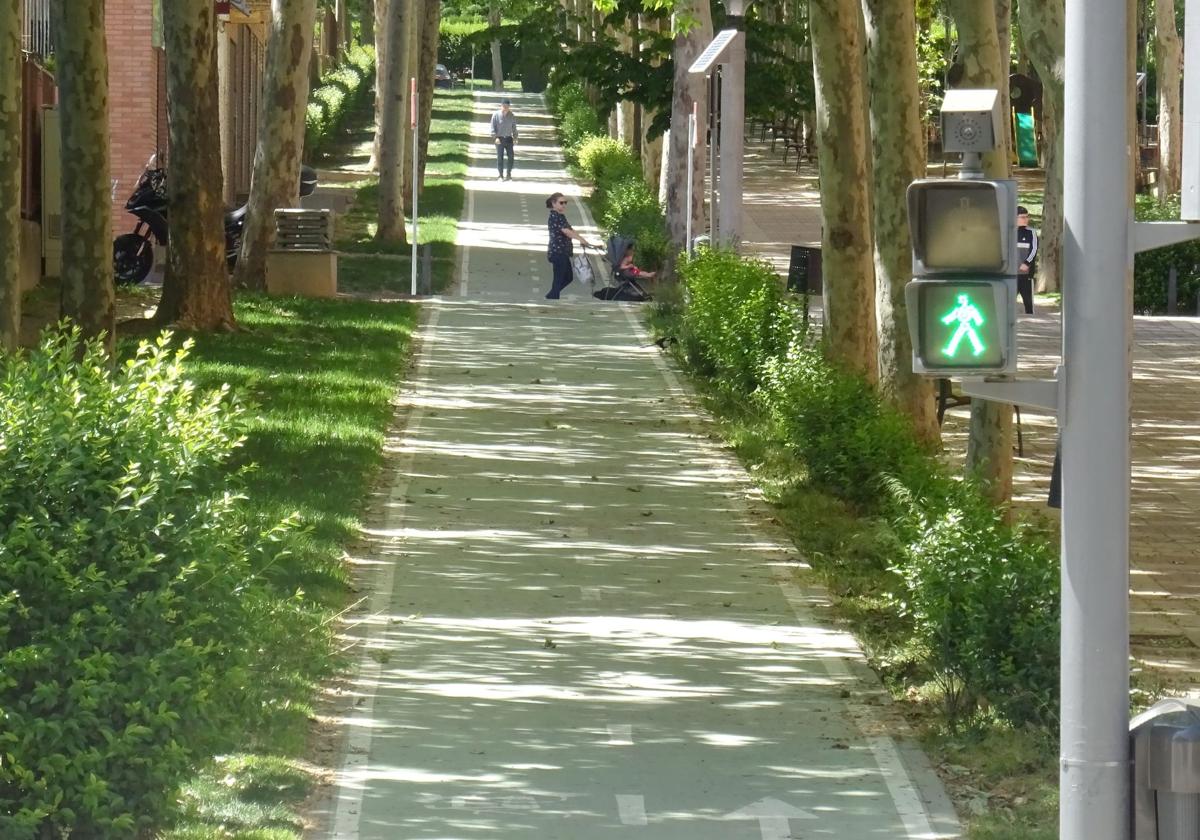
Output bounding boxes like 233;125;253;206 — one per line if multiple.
335;86;470;295
145;294;418;839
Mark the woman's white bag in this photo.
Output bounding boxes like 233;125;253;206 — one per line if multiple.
571;253;594;287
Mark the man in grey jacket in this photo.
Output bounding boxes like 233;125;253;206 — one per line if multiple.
490;99;518;180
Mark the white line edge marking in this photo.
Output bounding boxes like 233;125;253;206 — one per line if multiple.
330;303;444;839
458;145;476;297
620;305;955;840
616;794;648;826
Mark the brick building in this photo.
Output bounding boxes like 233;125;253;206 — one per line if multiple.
18;0;268;280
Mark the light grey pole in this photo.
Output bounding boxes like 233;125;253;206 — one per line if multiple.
709;73;719;243
1060;0;1132;836
686;108;695;255
411;78;419;297
717;5;745;247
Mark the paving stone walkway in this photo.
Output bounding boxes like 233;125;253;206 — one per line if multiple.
314;92;960;839
739;132;1200;687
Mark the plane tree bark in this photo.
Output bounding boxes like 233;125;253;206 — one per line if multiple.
50;0;114;350
156;0;235;330
0;0;19;351
809;0;877;382
947;0;1014;504
862;0;937;441
232;0;319;292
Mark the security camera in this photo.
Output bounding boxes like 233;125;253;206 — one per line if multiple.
940;89;1003;154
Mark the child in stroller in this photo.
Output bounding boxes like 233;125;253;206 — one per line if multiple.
594;235;653;301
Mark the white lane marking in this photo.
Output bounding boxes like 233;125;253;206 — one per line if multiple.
616;794;648;826
606;724;633;745
330;303;444;840
725;798;816;840
458;160;477;297
621;305;958;840
581;586;603;600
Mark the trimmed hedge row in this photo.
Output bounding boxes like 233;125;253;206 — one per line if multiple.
546;82;670;271
675;249;1060;727
306;45;376;160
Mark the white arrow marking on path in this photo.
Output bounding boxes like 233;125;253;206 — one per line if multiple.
607;724;633;745
724;798;816;840
616;794;648;826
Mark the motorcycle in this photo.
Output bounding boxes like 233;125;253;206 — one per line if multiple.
112;156;320;285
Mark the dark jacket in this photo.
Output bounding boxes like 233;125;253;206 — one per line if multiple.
1017;225;1039;275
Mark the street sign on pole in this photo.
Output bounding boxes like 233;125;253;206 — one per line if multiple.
689;20;745;248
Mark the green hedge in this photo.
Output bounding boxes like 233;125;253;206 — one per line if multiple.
305;45;376;160
1134;194;1200;314
676;248;1061;727
0;330;318;837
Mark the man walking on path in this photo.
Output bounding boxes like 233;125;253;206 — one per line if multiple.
491;98;518;180
1016;205;1039;315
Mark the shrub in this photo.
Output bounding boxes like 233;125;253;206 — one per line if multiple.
759;342;931;510
1133;194;1200;314
576;136;641;187
890;483;1060;727
601;177;668;270
305;45;376;159
0;329;309;836
678;248;788;394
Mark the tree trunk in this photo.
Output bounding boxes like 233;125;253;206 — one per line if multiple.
371;0;387;169
1156;0;1182;198
1019;0;1065;293
417;0;441;189
231;0;319;292
376;0;410;244
948;0;1013;504
338;0;352;50
862;0;937;442
323;7;338;66
156;0;235;330
50;0;114;350
663;3;712;266
810;0;877;383
362;0;375;45
488;3;503;91
0;0;20;351
403;0;421;210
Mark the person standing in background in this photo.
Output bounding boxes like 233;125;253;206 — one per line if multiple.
1016;205;1039;315
491;99;518;181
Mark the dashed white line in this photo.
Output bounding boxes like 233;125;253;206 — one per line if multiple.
616;794;648;826
606;724;633;745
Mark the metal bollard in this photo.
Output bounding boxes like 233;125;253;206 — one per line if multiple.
1132;699;1200;839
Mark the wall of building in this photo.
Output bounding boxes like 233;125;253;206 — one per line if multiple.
105;0;162;238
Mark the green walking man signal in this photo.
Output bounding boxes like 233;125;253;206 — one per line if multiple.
905;178;1020;377
941;294;986;358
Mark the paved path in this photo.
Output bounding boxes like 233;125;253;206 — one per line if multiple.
739;132;1200;686
318;91;959;839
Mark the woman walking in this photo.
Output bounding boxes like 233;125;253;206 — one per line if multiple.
545;193;594;300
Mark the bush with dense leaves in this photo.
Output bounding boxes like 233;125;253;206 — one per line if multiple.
670;247;1061;728
601;177;669;271
0;330;312;837
576;136;642;189
306;46;376;159
889;482;1060;726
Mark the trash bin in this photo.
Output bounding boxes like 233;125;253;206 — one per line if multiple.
266;209;337;298
1131;698;1200;839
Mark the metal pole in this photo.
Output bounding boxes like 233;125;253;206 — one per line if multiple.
411;77;419;297
709;72;719;243
718;5;745;247
1061;0;1132;836
686;107;696;256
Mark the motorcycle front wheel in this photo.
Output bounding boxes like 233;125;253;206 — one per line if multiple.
113;234;154;285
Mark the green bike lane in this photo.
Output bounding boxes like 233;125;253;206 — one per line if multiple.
320;90;960;840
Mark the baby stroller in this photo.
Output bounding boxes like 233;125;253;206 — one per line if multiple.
593;234;652;302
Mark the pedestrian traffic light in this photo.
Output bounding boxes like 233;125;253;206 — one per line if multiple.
905;177;1020;376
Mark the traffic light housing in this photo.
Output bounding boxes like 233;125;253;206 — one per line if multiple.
905;178;1019;377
